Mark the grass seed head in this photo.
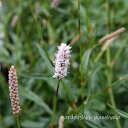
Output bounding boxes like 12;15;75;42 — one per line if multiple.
99;27;126;44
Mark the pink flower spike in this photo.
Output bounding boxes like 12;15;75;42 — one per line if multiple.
8;66;21;115
53;43;71;79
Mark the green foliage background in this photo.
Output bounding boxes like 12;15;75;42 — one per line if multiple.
0;0;128;128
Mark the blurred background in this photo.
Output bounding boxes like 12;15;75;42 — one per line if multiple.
0;0;128;128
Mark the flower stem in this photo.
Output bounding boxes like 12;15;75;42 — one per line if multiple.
15;116;20;128
56;79;61;97
50;80;60;127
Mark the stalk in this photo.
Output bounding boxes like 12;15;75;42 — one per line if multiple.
77;0;82;78
15;116;20;128
105;0;121;127
106;48;121;128
56;80;61;97
50;80;60;128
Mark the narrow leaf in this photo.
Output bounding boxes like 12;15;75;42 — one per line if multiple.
22;120;46;128
19;73;51;80
108;104;128;119
82;49;92;74
85;120;106;128
19;87;52;114
36;44;52;68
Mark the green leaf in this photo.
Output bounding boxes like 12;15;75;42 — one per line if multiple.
19;86;52;114
47;21;55;43
19;73;59;92
82;49;92;75
85;120;106;128
19;73;51;80
22;120;46;128
108;104;128;119
91;100;106;111
36;43;52;71
19;73;57;90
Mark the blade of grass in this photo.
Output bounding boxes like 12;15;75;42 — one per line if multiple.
19;73;51;80
19;86;52;115
108;104;128;119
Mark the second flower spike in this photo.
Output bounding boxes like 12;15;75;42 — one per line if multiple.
8;66;21;115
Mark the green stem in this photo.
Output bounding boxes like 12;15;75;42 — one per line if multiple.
15;116;20;128
50;80;60;126
106;0;111;31
105;1;120;126
51;96;57;125
77;0;80;39
106;49;121;128
77;0;82;78
56;79;61;97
